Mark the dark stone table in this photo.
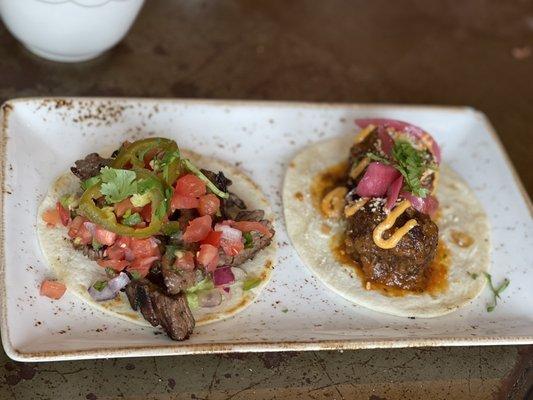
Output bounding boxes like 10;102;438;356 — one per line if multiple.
0;1;531;398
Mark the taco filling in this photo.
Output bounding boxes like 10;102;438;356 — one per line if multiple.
40;138;275;340
319;119;442;293
284;116;490;317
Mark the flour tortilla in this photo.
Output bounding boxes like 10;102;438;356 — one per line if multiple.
283;135;490;318
38;150;276;327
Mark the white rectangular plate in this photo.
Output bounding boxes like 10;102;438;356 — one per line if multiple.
1;98;532;361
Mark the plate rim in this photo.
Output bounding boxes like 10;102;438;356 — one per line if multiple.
1;97;532;362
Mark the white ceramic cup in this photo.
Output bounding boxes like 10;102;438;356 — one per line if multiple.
0;0;144;62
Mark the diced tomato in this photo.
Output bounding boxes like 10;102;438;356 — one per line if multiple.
40;280;66;300
175;174;206;197
232;221;273;238
94;226;117;246
68;215;86;238
201;230;222;247
76;222;94;245
198;194;220;216
182;215;212;243
42;208;61;227
197;244;219;272
114;198;134;217
174;251;196;271
97;259;129;271
106;243;125;260
221;239;244;257
140;204;152;223
171;194;199;211
128;256;159;278
130;237;160;258
56;201;70;226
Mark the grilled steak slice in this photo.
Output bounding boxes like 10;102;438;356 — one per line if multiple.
345;201;438;291
162;265;196;295
125;279;195;340
71;153;112;181
218;215;274;267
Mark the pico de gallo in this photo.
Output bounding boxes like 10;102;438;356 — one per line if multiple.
42;137;275;340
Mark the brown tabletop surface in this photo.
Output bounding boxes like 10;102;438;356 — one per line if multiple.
0;1;532;399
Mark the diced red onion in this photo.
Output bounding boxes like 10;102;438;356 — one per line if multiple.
377;127;394;156
214;224;242;242
223;287;230;293
83;221;96;236
401;191;439;216
88;272;130;302
356;118;441;163
198;289;222;308
213;266;235;287
385;176;403;210
356;162;400;198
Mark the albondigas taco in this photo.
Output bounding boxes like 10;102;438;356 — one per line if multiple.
284;118;490;317
38;138;276;340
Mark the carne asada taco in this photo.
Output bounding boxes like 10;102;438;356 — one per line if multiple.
283;119;490;317
38;138;276;340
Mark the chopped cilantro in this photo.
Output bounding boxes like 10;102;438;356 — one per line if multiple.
281;308;288;313
81;176;101;191
391;140;429;197
243;232;253;249
187;277;214;293
484;272;510;312
130;271;141;280
93;281;107;292
366;152;390;164
105;267;117;278
161;222;180;236
243;277;261;291
99;167;138;204
468;272;478;280
91;239;103;250
122;212;142;226
186;292;199;309
131;192;150;207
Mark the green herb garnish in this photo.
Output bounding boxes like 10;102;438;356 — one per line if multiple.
281;308;288;313
99;167;138;204
186;292;199;309
93;281;107;292
468;272;478;280
366;152;390;164
186;277;215;293
392;140;429;197
484;272;510;312
243;232;253;249
122;212;142;226
91;239;103;250
130;271;141;280
81;176;101;191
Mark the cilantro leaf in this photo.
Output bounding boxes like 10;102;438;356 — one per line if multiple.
99;167;138;204
391;140;429;198
243;232;253;249
122;212;142;226
366;152;390;164
93;281;107;292
81;176;101;191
